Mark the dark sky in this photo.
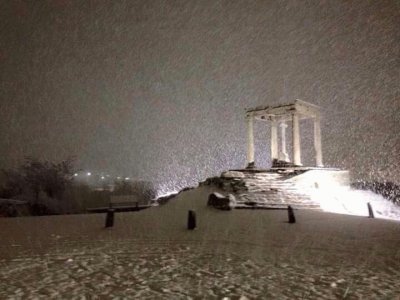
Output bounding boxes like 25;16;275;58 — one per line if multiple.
0;0;399;190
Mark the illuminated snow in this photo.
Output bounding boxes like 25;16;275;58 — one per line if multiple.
314;187;400;221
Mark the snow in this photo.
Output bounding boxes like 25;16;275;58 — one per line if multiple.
314;187;400;221
0;186;400;298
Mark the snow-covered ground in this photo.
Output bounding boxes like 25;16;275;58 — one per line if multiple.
314;187;400;221
1;186;400;299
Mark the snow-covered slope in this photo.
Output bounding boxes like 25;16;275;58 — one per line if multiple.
315;187;400;221
1;186;400;298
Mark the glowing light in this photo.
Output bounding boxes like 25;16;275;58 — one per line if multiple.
101;176;105;180
87;172;91;176
293;172;400;221
125;177;130;180
311;186;400;221
73;173;78;177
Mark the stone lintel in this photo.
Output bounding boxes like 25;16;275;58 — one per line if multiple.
246;99;319;122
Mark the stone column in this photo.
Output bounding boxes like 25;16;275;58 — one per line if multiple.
314;116;323;167
279;122;290;162
292;113;302;166
246;114;255;168
270;118;278;162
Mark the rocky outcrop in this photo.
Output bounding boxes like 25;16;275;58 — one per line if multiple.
207;192;236;210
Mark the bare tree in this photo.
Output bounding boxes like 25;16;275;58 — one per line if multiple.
20;157;74;201
1;157;75;215
113;180;157;202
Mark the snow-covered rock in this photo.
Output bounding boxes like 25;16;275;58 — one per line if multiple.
207;192;233;210
221;171;245;178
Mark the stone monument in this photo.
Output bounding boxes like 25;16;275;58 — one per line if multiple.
203;99;350;210
245;99;323;168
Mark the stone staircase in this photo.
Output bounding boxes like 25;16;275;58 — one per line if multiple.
215;169;321;209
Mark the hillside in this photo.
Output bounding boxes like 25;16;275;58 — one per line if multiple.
1;185;400;298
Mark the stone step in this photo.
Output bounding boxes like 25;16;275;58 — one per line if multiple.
215;170;323;210
235;203;321;210
235;191;320;207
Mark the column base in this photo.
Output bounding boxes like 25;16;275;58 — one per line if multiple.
246;162;256;169
272;159;299;168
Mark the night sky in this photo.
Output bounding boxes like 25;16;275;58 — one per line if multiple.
0;1;399;190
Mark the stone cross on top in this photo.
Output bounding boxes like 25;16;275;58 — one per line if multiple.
245;99;323;169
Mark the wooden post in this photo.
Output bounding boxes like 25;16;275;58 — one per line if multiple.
105;209;115;228
288;205;296;223
187;210;197;230
367;202;374;218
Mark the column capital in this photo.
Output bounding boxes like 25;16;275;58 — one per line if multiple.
245;111;254;119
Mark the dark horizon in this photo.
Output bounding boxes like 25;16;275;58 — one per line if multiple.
1;1;399;190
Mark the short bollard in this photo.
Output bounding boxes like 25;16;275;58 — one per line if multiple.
187;210;196;230
288;205;296;224
367;202;375;218
105;209;115;228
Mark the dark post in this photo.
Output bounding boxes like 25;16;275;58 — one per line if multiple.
105;209;115;228
288;205;296;223
367;202;374;218
187;210;196;230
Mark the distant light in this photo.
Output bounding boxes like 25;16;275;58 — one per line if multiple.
73;173;78;177
125;177;130;180
101;176;105;180
117;177;121;180
87;172;91;176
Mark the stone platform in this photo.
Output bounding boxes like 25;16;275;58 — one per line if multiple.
203;168;350;210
